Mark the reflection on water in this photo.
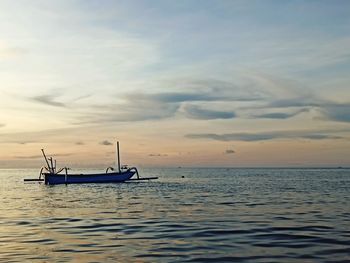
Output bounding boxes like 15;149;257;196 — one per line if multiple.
0;168;349;262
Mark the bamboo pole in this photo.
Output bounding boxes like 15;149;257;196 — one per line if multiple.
41;149;52;172
117;141;121;173
49;158;54;174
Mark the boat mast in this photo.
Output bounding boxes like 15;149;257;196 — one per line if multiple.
41;149;53;173
117;141;121;173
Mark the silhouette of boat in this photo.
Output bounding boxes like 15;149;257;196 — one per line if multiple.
24;141;157;185
42;169;137;185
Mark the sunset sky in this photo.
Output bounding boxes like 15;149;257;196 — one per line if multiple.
1;0;350;168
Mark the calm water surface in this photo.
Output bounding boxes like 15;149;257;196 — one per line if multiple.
0;168;349;262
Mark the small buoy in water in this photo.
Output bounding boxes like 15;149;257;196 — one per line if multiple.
181;175;185;178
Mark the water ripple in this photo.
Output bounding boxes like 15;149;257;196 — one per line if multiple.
0;168;349;262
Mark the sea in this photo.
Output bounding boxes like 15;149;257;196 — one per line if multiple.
0;168;349;262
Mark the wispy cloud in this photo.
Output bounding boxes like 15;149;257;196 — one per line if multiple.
241;76;350;123
14;154;42;159
14;153;72;159
99;140;113;146
0;127;82;145
28;91;92;109
265;99;350;123
149;153;168;157
75;141;85;145
73;94;92;103
16;140;36;145
31;94;66;107
75;78;262;124
186;130;344;142
80;101;179;123
53;153;73;157
266;98;321;108
183;104;236;120
14;74;350;128
253;108;309;119
133;80;263;103
1;139;36;145
321;104;350;123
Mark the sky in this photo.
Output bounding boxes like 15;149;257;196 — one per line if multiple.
0;0;350;168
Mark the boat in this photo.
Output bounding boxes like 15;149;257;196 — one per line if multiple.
43;169;137;185
24;141;158;185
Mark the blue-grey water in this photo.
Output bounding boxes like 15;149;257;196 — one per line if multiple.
0;168;349;262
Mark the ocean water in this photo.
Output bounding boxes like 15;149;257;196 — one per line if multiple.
0;168;349;262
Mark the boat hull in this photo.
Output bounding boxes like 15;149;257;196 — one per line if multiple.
44;170;136;185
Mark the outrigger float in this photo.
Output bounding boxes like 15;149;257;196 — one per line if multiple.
24;142;157;185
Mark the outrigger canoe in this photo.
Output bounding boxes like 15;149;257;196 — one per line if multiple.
24;141;157;185
43;168;137;185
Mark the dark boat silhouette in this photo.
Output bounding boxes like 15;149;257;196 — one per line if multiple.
24;141;157;185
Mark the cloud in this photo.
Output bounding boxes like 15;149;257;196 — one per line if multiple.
255;112;295;119
81;100;179;123
244;81;350;123
0;139;36;144
73;94;92;102
225;149;235;154
0;123;5;128
321;104;350;122
14;153;72;159
254;108;309;119
149;153;168;157
75;141;84;145
301;134;338;140
99;140;113;146
115;79;262;121
74;85;347;125
18;74;350;128
267;98;320;108
73;78;265;124
183;105;236;120
14;154;42;159
148;78;265;103
137;90;260;104
242;75;349;123
28;92;91;109
267;100;350;123
186;130;343;142
31;94;66;107
16;140;35;145
0;127;78;145
141;92;218;103
51;153;73;157
15;77;264;125
187;133;275;141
